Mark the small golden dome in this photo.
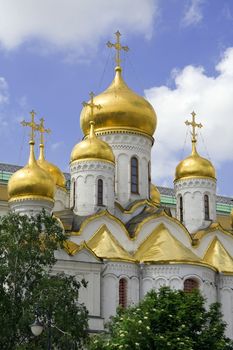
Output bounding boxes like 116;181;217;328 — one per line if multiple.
150;184;160;205
70;122;115;164
80;67;157;138
37;144;66;189
175;143;216;181
8;141;55;202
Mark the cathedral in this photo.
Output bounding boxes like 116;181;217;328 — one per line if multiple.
2;32;233;337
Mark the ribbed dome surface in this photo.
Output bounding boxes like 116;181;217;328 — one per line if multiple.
80;67;157;138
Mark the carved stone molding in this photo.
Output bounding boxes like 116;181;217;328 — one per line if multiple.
71;161;115;174
175;178;216;191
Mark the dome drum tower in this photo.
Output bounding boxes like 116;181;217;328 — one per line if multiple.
8;112;55;216
80;33;157;207
174;112;216;233
70;114;115;216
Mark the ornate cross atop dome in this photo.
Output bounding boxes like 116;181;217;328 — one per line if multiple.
107;30;129;68
38;118;51;146
82;92;102;120
185;111;203;144
21;110;40;143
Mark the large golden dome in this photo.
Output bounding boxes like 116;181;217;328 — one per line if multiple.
8;141;55;202
38;144;66;189
80;67;157;138
70;122;115;164
175;143;216;181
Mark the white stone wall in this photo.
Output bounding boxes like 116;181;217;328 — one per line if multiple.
174;178;216;233
101;261;139;320
53;187;69;212
70;160;115;216
141;264;216;302
9;198;54;215
99;132;152;206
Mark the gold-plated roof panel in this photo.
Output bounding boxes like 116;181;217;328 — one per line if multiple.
80;68;157;137
134;223;200;263
203;237;233;273
87;224;134;261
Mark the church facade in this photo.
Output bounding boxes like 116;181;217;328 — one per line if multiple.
3;33;233;337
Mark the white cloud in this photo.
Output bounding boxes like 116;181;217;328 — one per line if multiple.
145;47;233;185
182;0;204;27
51;142;63;151
0;0;157;55
0;77;9;104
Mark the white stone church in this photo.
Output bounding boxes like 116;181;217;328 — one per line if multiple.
2;33;233;337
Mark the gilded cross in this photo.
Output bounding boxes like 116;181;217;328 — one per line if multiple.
82;92;102;119
38;118;51;145
185;111;203;143
21;110;40;142
107;30;129;67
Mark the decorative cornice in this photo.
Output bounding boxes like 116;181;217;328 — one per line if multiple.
9;195;54;204
174;177;216;189
95;128;154;142
70;160;114;173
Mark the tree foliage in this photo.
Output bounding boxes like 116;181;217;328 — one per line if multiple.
89;287;233;350
0;211;88;350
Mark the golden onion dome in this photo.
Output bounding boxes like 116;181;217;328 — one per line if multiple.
80;66;157;138
37;144;66;189
150;184;161;205
70;121;115;164
8;140;55;202
175;142;216;182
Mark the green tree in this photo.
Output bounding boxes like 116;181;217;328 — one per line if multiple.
89;287;233;350
0;211;89;350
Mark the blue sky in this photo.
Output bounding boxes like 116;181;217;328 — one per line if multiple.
0;0;233;196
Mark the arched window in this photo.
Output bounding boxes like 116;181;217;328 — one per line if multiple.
184;278;199;293
148;161;151;197
131;157;139;194
119;278;127;308
204;194;210;220
97;179;103;206
179;196;183;222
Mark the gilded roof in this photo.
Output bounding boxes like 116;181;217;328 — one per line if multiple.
175;143;216;181
202;237;233;273
87;224;134;261
70;122;115;164
80;67;157;138
134;223;200;263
